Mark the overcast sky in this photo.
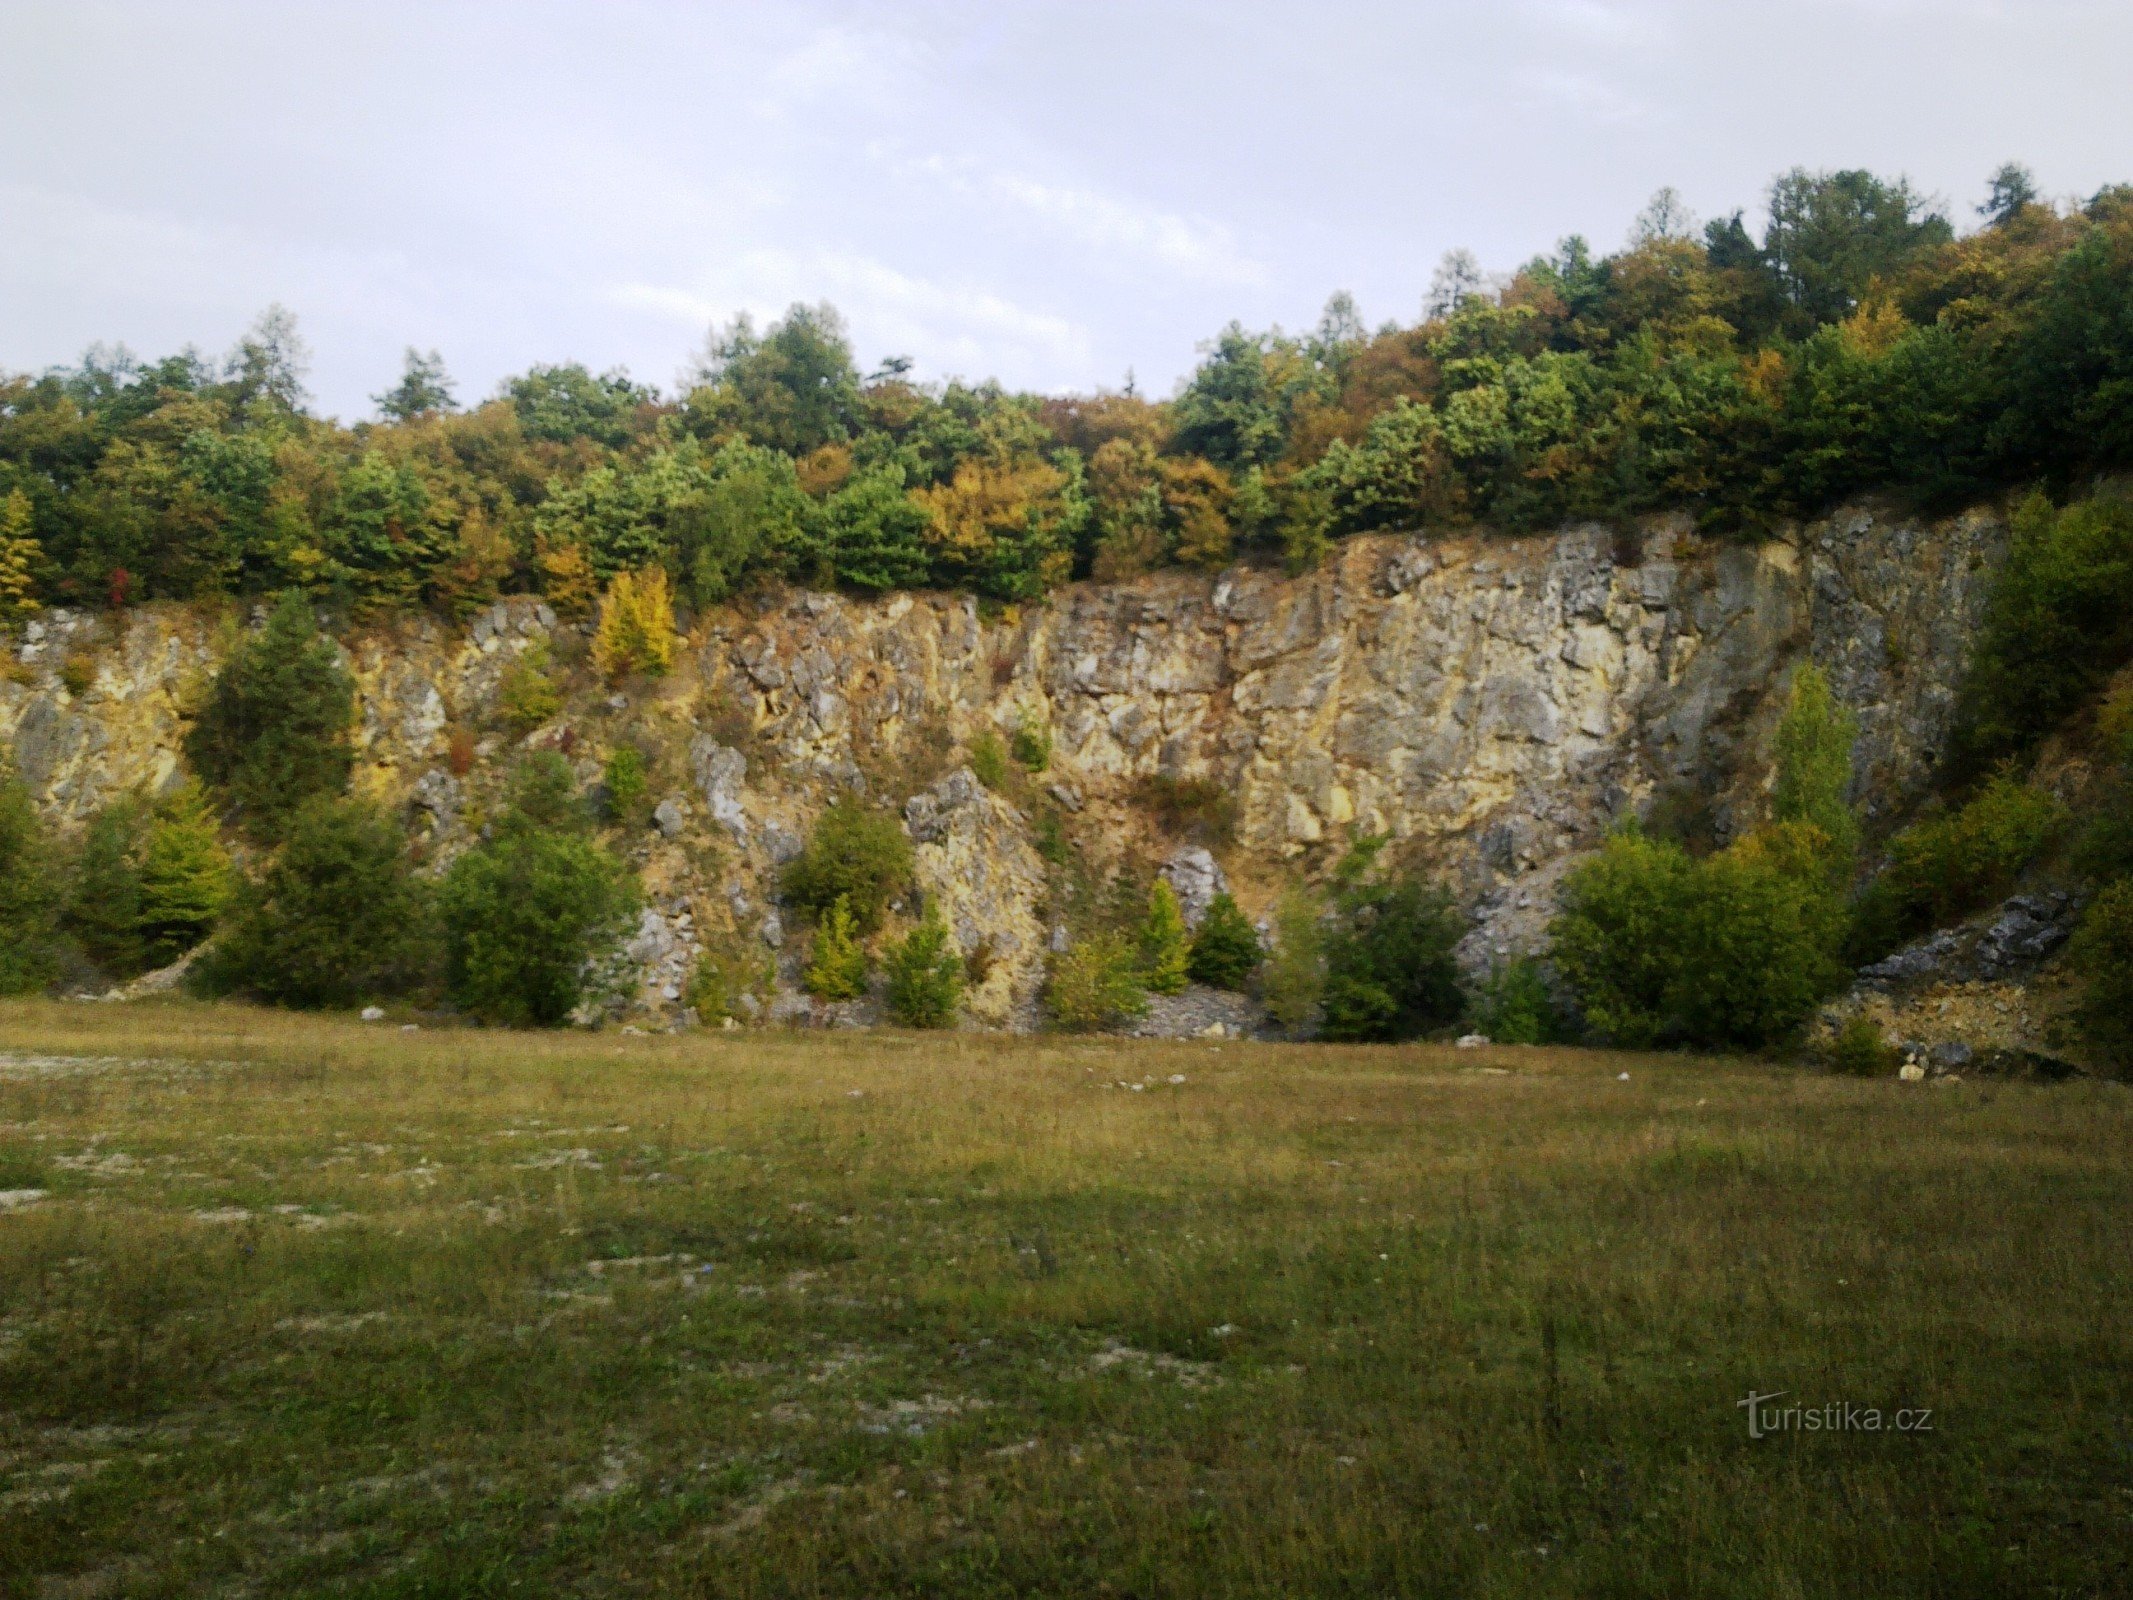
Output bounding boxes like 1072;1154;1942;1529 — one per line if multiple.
3;1;2129;419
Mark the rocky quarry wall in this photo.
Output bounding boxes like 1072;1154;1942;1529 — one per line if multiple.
1;500;2013;1032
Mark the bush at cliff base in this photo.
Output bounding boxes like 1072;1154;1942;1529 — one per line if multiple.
803;895;871;1002
1187;892;1263;991
1044;932;1149;1033
1552;822;1847;1051
438;757;639;1027
1137;880;1191;996
69;782;232;977
1827;1015;1899;1076
0;760;63;994
1467;956;1562;1046
2070;879;2133;1076
1317;843;1465;1043
1846;772;2064;963
200;796;431;1010
883;906;962;1028
1259;888;1326;1033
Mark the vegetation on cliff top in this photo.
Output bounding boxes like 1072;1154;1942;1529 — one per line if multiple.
2;166;2130;620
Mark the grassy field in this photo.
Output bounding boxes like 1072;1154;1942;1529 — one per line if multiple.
0;1002;2128;1598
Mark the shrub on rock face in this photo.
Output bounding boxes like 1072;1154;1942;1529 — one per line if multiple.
1187;892;1263;990
438;756;638;1026
1010;710;1051;773
967;731;1009;792
186;592;357;841
781;798;914;937
0;757;63;995
1137;879;1191;996
201;796;431;1009
883;905;962;1028
1846;773;2064;962
685;938;771;1026
601;745;649;825
2070;879;2133;1075
1044;932;1148;1033
498;643;563;732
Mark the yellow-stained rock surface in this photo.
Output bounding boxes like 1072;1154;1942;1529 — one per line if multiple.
2;499;2010;1028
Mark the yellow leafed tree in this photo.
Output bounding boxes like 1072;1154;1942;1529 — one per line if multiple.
0;489;44;621
593;567;679;682
536;536;601;621
911;457;1074;592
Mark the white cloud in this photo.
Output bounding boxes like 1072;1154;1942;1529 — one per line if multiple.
1518;66;1664;129
884;151;1266;288
1521;0;1670;47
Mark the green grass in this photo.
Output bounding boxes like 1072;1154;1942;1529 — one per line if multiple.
0;1000;2129;1597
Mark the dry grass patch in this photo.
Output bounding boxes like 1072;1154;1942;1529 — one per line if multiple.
0;1000;2128;1596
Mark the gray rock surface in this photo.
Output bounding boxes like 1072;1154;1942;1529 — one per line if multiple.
2;502;2011;1031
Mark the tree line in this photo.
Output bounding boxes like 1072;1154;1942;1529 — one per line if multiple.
3;164;2130;626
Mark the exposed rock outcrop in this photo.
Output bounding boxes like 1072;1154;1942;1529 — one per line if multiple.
1;499;2010;1028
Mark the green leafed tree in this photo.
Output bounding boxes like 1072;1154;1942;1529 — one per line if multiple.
437;756;639;1027
200;795;432;1009
1770;662;1859;877
684;303;862;457
186;592;356;840
1550;829;1701;1048
781;799;914;937
1319;874;1466;1043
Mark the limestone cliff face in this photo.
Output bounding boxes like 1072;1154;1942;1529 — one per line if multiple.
0;498;2007;1026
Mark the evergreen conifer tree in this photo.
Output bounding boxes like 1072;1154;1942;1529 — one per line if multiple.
883;904;962;1027
206;795;432;1009
1187;891;1263;990
804;894;871;1000
70;794;151;973
186;592;356;840
135;782;233;967
1138;879;1190;994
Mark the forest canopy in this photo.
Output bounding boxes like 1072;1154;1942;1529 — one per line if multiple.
4;164;2130;619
